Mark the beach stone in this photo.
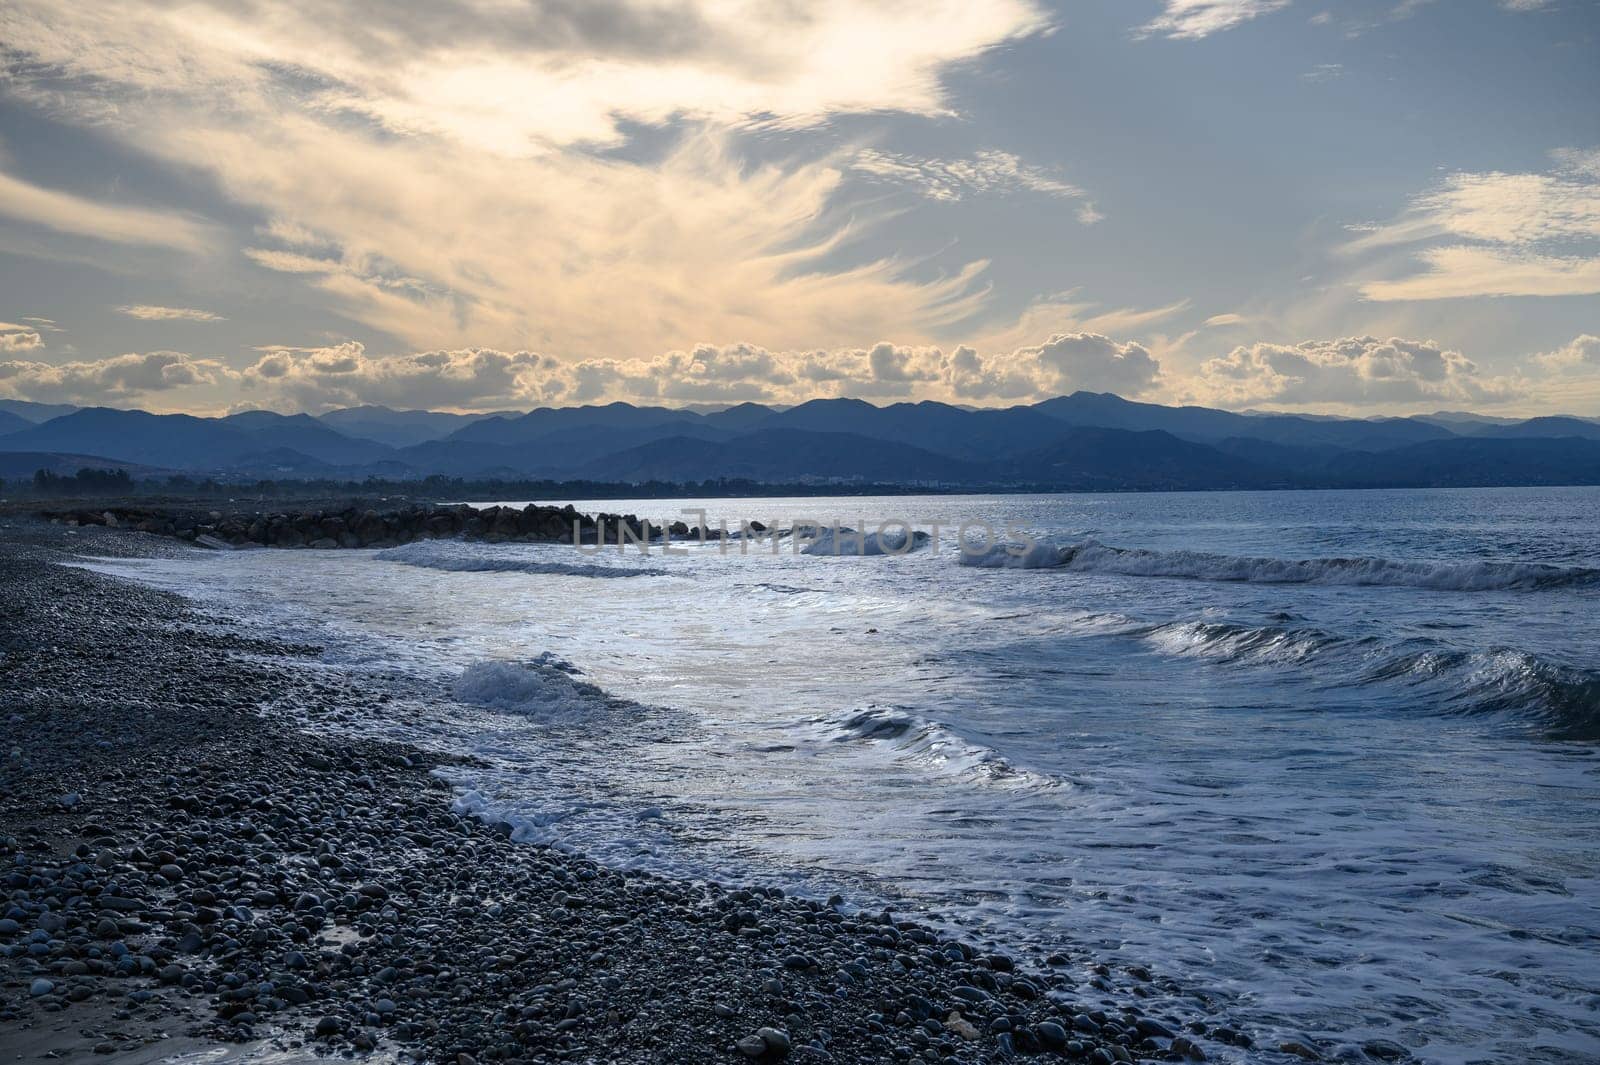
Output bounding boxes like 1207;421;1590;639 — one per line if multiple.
31;978;55;996
1036;1021;1069;1050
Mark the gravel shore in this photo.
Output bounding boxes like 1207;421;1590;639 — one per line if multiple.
0;518;1238;1064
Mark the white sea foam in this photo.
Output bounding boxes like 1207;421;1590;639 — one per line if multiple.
797;526;931;557
452;655;617;723
957;541;1073;569
376;540;668;577
965;537;1598;591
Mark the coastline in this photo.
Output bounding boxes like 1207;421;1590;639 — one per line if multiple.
0;518;1230;1064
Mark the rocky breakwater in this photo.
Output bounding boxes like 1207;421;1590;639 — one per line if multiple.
41;503;732;550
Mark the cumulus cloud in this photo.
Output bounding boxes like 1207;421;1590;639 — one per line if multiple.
1003;333;1162;396
0;327;45;353
850;149;1095;215
0;326;1160;413
1355;149;1600;300
1138;0;1292;40
1534;334;1600;373
1193;335;1521;407
116;305;226;322
17;329;1588;415
0;351;232;405
240;343;566;412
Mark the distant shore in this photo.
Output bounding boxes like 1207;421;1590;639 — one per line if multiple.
0;517;1235;1063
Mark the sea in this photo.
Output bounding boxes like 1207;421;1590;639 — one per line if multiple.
82;486;1600;1064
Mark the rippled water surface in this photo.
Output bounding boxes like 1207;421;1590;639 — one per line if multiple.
86;487;1600;1064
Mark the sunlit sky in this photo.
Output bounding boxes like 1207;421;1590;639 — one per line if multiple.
1;0;1597;416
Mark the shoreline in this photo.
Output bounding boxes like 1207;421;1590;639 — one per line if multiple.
0;518;1237;1063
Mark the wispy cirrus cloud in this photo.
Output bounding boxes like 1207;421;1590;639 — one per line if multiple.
850;148;1099;221
0;0;1051;356
0;168;213;254
116;304;226;322
1354;148;1600;300
1138;0;1292;40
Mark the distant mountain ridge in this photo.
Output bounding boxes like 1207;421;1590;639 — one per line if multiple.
1;394;1599;491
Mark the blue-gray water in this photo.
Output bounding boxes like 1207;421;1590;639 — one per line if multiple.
87;487;1600;1064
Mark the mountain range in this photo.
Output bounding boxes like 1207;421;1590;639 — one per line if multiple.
2;394;1599;491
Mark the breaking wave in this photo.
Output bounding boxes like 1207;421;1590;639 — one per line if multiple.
1139;619;1352;666
958;542;1074;569
452;654;625;723
376;540;668;577
1131;617;1600;740
964;538;1598;591
795;525;931;557
806;706;1063;790
1367;648;1600;742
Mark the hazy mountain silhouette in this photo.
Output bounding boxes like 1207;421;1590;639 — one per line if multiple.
316;406;511;448
222;411;396;465
0;410;31;437
0;399;80;423
4;393;1600;490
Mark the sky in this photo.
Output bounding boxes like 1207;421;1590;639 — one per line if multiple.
0;0;1597;417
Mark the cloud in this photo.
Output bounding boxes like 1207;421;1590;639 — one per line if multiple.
1;328;45;353
850;149;1095;213
0;1;1051;356
0;1;1051;154
239;343;564;412
1193;335;1521;407
116;305;226;322
1355;149;1600;300
0;351;232;404
1003;333;1162;395
1138;0;1293;40
184;327;1165;411
1534;334;1600;373
19;329;1582;416
1361;246;1600;300
0;168;213;254
1204;313;1248;327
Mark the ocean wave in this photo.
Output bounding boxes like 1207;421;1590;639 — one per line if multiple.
796;525;931;557
375;540;668;577
963;537;1598;591
1140;619;1348;666
452;655;621;723
957;542;1073;569
1132;615;1600;740
807;706;1062;790
1371;649;1600;741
